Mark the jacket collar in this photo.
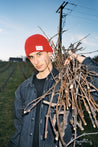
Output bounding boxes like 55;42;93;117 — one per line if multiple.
28;66;59;87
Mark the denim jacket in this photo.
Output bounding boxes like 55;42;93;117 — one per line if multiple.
8;67;73;147
8;58;98;147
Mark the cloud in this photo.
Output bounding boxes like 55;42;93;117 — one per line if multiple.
0;28;3;33
83;39;98;47
0;18;24;32
68;33;98;48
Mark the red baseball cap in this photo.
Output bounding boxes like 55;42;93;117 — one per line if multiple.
25;34;53;58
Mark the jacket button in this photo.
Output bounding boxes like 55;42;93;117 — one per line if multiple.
30;133;33;136
41;104;43;108
31;117;34;121
40;135;43;140
43;90;45;94
40;119;42;124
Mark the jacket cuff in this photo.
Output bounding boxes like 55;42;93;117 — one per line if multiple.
82;57;92;66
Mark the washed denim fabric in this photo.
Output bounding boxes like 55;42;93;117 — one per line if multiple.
8;58;98;147
82;57;98;101
8;67;73;147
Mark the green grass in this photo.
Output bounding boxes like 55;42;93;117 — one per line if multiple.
0;62;32;147
78;109;98;147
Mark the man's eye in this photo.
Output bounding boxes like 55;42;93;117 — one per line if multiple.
38;52;42;56
29;56;33;59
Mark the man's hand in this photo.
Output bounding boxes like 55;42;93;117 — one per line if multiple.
64;51;85;65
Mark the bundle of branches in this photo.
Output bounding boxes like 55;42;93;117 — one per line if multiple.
24;35;98;146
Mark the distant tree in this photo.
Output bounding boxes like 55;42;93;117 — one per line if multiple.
9;57;23;62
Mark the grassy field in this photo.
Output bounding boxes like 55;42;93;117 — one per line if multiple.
0;62;33;147
0;61;98;147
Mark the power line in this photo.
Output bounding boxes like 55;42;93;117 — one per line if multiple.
68;2;98;12
66;2;98;18
63;1;98;23
68;13;98;23
74;10;98;19
65;6;98;19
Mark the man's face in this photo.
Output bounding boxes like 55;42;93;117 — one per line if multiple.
28;51;52;72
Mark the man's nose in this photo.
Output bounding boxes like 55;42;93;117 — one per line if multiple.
34;57;38;65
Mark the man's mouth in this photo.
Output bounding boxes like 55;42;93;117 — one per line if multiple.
36;65;42;69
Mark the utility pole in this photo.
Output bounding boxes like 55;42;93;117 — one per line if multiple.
56;1;68;54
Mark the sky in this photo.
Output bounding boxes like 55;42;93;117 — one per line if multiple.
0;0;98;61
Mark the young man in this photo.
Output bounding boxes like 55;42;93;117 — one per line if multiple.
8;34;98;147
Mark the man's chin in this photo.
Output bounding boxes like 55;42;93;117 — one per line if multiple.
35;67;44;72
37;69;44;72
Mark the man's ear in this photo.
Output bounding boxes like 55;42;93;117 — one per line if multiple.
48;52;53;57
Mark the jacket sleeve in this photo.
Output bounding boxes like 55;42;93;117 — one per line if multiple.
8;85;24;147
82;57;98;101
